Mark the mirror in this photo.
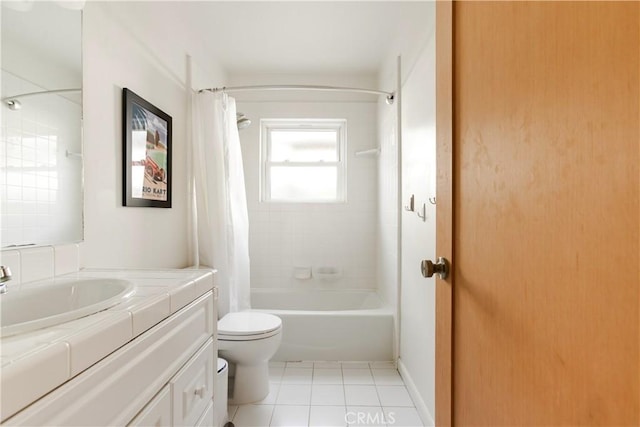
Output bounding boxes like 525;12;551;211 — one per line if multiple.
1;2;83;248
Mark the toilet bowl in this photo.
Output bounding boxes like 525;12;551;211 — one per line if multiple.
218;311;282;404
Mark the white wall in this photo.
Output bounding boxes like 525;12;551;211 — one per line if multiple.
236;96;378;290
81;2;225;268
376;3;436;425
398;34;437;425
375;0;435;319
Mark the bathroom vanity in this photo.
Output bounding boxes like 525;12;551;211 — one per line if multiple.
0;269;217;426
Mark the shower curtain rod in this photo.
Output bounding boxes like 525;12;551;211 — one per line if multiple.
198;84;395;104
1;88;82;103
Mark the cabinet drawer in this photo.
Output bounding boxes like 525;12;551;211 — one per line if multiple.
195;401;214;427
171;339;214;427
127;385;171;427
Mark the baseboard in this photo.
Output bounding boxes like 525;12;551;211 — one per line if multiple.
397;359;435;427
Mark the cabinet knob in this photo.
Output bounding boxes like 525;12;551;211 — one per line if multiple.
194;385;206;398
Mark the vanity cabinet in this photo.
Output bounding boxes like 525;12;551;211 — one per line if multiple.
170;340;215;426
129;338;215;427
4;290;217;426
128;385;172;427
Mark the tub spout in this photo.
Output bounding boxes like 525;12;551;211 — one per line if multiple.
0;266;12;294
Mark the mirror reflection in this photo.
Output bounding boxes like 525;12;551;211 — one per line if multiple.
1;2;83;247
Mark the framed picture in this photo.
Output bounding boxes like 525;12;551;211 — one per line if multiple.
122;88;172;208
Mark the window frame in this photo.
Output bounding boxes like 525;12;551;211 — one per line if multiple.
260;119;347;203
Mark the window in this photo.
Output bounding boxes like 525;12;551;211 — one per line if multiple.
261;119;346;202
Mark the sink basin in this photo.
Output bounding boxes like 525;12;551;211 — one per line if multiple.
0;278;135;338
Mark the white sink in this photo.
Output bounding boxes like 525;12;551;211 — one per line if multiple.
0;278;135;338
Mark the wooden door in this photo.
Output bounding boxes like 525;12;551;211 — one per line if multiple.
436;2;639;425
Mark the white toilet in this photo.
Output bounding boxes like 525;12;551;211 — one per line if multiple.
218;311;282;404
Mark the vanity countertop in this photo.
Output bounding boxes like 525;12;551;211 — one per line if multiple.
0;268;216;422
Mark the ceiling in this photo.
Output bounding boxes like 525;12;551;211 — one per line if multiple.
1;1;82;74
148;1;433;76
1;1;433;87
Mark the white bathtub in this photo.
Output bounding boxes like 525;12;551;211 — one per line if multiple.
251;289;394;362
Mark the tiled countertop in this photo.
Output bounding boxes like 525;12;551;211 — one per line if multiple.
0;268;216;422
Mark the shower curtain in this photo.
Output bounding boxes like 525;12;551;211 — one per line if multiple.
192;91;250;315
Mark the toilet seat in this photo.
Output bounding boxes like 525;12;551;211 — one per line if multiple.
218;312;282;341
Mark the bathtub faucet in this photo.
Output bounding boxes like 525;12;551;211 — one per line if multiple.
0;266;12;294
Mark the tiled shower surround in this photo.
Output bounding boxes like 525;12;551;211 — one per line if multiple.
1;71;82;247
239;101;378;291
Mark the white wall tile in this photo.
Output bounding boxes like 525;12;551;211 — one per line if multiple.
0;250;21;286
54;243;79;276
20;246;54;284
240;101;379;292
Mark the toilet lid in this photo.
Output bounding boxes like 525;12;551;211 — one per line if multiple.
218;312;282;337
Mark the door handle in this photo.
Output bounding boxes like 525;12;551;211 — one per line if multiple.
421;257;450;280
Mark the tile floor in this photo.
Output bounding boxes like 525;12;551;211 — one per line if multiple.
227;361;425;427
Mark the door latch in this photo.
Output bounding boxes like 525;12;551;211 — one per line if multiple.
420;257;450;280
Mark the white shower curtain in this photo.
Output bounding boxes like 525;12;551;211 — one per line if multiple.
192;91;250;315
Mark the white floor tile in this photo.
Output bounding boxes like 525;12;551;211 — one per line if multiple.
383;407;424;427
270;366;285;382
376;386;414;407
343;368;374;385
228;405;238;421
344;385;381;406
341;362;370;369
371;369;404;386
282;367;314;384
309;405;348;427
270;405;310;427
314;361;342;369
255;383;281;405
232;404;274;427
311;384;346;406
313;368;343;384
286;361;314;368
346;406;387;426
369;362;395;369
229;361;415;427
276;384;312;405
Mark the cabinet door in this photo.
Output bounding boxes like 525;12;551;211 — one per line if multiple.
127;385;171;427
195;401;214;427
171;339;214;427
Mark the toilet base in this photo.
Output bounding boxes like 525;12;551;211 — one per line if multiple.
228;362;269;404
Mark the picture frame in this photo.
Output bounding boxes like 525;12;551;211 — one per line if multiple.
122;88;172;208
